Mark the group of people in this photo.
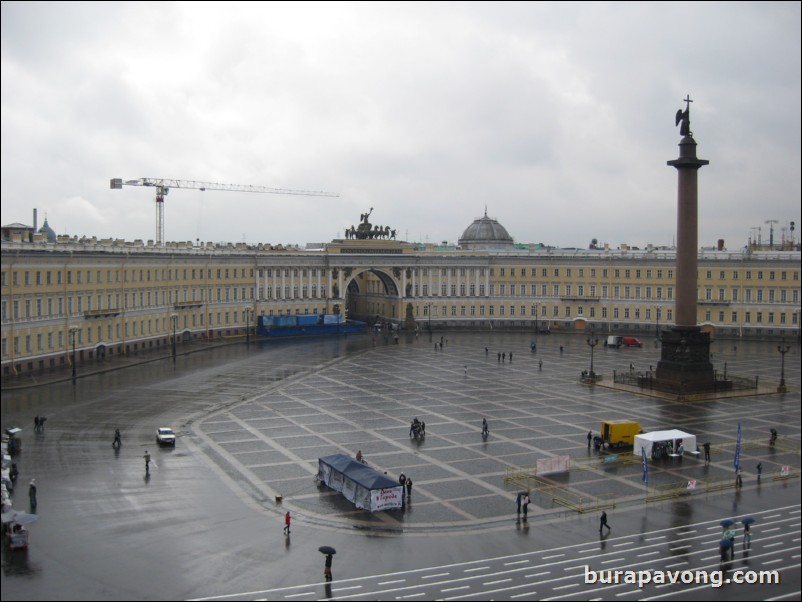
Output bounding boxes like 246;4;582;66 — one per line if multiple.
33;416;47;432
409;417;425;438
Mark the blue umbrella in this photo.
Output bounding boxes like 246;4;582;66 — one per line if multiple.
719;538;733;548
720;518;734;527
742;516;755;525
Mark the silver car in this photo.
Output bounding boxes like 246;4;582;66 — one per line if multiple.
156;427;176;446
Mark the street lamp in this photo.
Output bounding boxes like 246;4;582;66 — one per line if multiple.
586;328;599;378
777;335;790;393
655;304;662;339
170;313;178;363
68;325;80;384
427;302;432;334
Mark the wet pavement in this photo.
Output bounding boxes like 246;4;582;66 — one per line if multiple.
1;331;800;600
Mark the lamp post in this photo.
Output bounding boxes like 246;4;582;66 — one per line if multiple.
427;302;432;334
655;304;662;339
586;328;599;378
170;313;178;363
68;325;80;384
777;336;790;393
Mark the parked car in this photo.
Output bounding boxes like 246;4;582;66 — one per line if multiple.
156;427;176;446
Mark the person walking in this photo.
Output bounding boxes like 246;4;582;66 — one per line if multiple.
497;352;501;363
736;467;743;488
28;479;37;511
464;365;468;377
406;478;412;498
599;510;611;533
516;492;522;514
284;511;291;535
587;431;593;448
34;416;40;433
703;442;711;463
509;352;513;362
522;493;530;520
143;450;151;476
756;462;763;483
539;359;542;371
324;553;333;581
482;418;489;437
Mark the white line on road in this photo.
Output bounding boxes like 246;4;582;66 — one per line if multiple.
601;557;627;564
441;586;470;593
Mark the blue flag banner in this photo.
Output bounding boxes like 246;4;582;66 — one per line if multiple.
642;446;648;484
734;423;742;471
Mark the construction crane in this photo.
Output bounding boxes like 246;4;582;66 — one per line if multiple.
111;178;338;246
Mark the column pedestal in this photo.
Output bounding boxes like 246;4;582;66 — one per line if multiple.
654;327;727;394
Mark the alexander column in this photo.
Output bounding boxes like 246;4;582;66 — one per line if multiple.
655;96;719;394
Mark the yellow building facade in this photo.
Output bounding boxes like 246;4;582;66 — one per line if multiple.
2;231;800;379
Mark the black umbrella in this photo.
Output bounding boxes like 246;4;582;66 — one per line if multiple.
318;545;336;555
742;516;755;525
720;518;734;528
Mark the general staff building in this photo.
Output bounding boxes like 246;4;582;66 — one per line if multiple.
2;212;799;378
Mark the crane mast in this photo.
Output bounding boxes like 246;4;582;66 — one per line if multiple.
111;177;338;246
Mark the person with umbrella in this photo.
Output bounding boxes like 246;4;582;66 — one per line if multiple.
742;517;755;547
719;537;732;567
721;520;736;560
319;546;336;581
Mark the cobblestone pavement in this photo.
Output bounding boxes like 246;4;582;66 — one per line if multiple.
189;332;801;532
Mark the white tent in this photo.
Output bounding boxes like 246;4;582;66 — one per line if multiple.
634;430;696;460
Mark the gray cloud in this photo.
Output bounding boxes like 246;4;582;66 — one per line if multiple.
2;2;799;249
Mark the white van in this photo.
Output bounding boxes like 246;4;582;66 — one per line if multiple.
606;336;623;348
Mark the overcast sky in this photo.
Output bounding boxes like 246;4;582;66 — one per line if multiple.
2;2;800;250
